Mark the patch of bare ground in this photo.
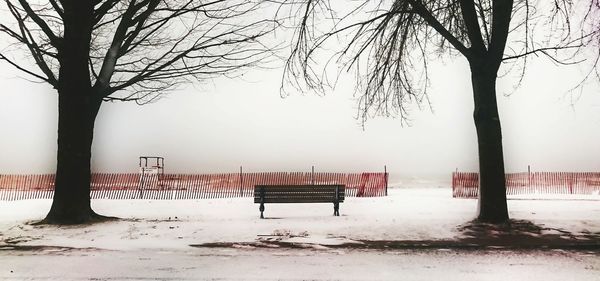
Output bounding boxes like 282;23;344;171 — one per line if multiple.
190;219;600;251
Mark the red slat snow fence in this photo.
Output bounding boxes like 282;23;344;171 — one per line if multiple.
0;172;388;200
452;172;600;198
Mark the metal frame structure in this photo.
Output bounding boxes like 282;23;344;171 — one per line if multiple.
139;156;164;175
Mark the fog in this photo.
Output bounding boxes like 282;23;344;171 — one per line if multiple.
1;55;599;178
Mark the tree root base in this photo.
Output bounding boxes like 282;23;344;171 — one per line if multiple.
34;210;119;226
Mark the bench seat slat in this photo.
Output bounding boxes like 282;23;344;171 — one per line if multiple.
254;195;345;202
253;190;344;193
254;187;344;192
254;197;345;203
254;192;343;196
254;199;341;204
253;193;346;197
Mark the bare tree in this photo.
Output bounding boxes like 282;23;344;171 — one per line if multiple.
0;0;277;224
280;0;599;223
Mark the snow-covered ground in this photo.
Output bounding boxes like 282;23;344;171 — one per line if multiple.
2;246;599;281
1;185;600;280
1;186;599;250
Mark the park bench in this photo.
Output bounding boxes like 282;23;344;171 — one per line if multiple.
254;184;345;218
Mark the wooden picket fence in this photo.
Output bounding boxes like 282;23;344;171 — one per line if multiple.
0;172;387;201
452;172;600;198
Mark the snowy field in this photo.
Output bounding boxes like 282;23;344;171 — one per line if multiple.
1;184;599;280
1;186;600;249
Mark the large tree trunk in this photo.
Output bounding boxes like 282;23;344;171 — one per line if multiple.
44;94;102;224
42;1;103;224
470;63;509;223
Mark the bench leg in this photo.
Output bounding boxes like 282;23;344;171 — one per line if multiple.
259;202;265;219
333;202;339;216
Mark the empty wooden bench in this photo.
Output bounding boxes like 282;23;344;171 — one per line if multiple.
254;184;345;218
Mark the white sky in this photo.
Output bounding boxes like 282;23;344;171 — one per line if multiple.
1;51;599;177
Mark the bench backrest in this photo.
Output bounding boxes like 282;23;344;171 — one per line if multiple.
254;185;345;203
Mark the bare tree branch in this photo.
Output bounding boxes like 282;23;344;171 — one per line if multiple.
280;0;599;126
0;52;51;82
1;0;279;103
16;0;61;47
458;0;487;52
4;0;58;86
93;0;120;25
406;0;470;57
487;0;514;64
502;44;582;61
48;0;63;18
